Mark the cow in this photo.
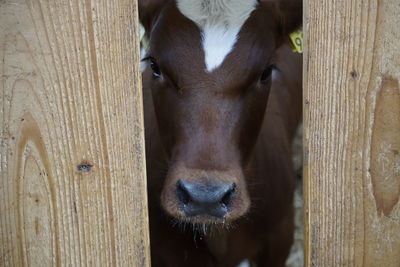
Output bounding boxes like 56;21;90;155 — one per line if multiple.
139;0;302;266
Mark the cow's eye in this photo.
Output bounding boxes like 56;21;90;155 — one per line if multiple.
260;65;275;83
150;59;161;78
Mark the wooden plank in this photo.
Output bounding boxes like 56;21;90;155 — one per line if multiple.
0;0;150;266
304;0;400;266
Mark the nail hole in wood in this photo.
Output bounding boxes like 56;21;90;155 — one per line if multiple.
77;163;93;172
350;70;358;79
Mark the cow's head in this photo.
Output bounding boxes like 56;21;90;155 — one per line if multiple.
139;0;301;224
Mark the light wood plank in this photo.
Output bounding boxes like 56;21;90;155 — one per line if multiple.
0;0;150;266
304;0;400;266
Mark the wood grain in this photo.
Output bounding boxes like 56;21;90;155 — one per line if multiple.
304;0;400;266
0;0;150;266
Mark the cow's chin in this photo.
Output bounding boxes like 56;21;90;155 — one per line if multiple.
171;213;245;226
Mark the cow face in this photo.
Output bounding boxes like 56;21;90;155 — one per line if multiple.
140;0;301;224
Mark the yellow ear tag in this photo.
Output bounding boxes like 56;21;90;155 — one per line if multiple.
289;28;303;53
139;23;149;52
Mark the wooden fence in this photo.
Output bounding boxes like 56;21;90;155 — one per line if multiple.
1;0;399;266
1;0;150;266
304;0;400;266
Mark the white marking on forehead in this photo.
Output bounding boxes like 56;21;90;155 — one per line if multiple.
177;0;258;72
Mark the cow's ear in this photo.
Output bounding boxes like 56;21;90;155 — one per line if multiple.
138;0;169;33
266;0;302;41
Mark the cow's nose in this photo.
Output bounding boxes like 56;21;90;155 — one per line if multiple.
176;180;236;218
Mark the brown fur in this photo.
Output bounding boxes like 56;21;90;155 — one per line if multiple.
140;0;302;266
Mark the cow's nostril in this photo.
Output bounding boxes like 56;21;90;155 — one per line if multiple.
176;180;236;218
221;183;236;206
176;180;191;205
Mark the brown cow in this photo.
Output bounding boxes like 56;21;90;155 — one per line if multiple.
139;0;302;266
